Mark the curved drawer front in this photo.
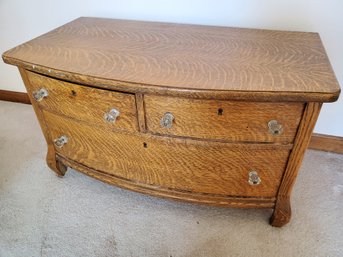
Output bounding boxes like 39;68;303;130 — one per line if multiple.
145;95;304;143
44;111;291;198
26;71;138;132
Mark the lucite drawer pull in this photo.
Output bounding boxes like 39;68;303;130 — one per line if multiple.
104;108;120;123
160;112;174;128
248;171;261;185
32;88;48;102
54;135;68;148
268;120;283;136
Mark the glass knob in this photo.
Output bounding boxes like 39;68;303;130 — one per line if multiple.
54;135;68;148
104;108;120;123
32;88;48;102
248;171;261;185
160;112;174;128
268;120;283;135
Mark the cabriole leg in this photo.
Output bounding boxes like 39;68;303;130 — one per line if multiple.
270;196;291;227
46;145;67;177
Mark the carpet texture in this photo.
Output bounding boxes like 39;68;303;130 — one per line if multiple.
0;100;342;257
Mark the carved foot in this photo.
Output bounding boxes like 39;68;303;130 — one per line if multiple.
46;146;67;177
270;196;291;227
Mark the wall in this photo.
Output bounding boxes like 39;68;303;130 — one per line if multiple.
1;0;342;136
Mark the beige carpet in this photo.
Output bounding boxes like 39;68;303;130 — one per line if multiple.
0;100;342;257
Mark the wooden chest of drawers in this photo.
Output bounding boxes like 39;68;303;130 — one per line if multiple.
3;17;340;227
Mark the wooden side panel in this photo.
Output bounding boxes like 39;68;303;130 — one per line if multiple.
43;110;291;198
271;102;322;227
145;95;304;143
26;71;138;132
18;68;66;176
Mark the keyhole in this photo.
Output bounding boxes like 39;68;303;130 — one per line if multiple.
217;108;223;115
143;142;148;148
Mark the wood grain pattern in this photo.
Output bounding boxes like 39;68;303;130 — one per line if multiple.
145;95;304;143
309;133;343;154
2;17;340;102
0;89;31;104
270;102;322;227
57;154;276;208
26;71;138;132
135;93;147;132
18;68;67;176
43;110;291;198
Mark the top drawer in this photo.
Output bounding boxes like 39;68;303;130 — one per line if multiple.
145;95;304;143
26;71;138;132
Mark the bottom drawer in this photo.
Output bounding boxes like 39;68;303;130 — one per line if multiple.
44;111;291;198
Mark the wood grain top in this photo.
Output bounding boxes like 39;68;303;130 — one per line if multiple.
3;17;340;102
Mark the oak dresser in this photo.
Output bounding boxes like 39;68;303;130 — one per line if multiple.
3;17;340;227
